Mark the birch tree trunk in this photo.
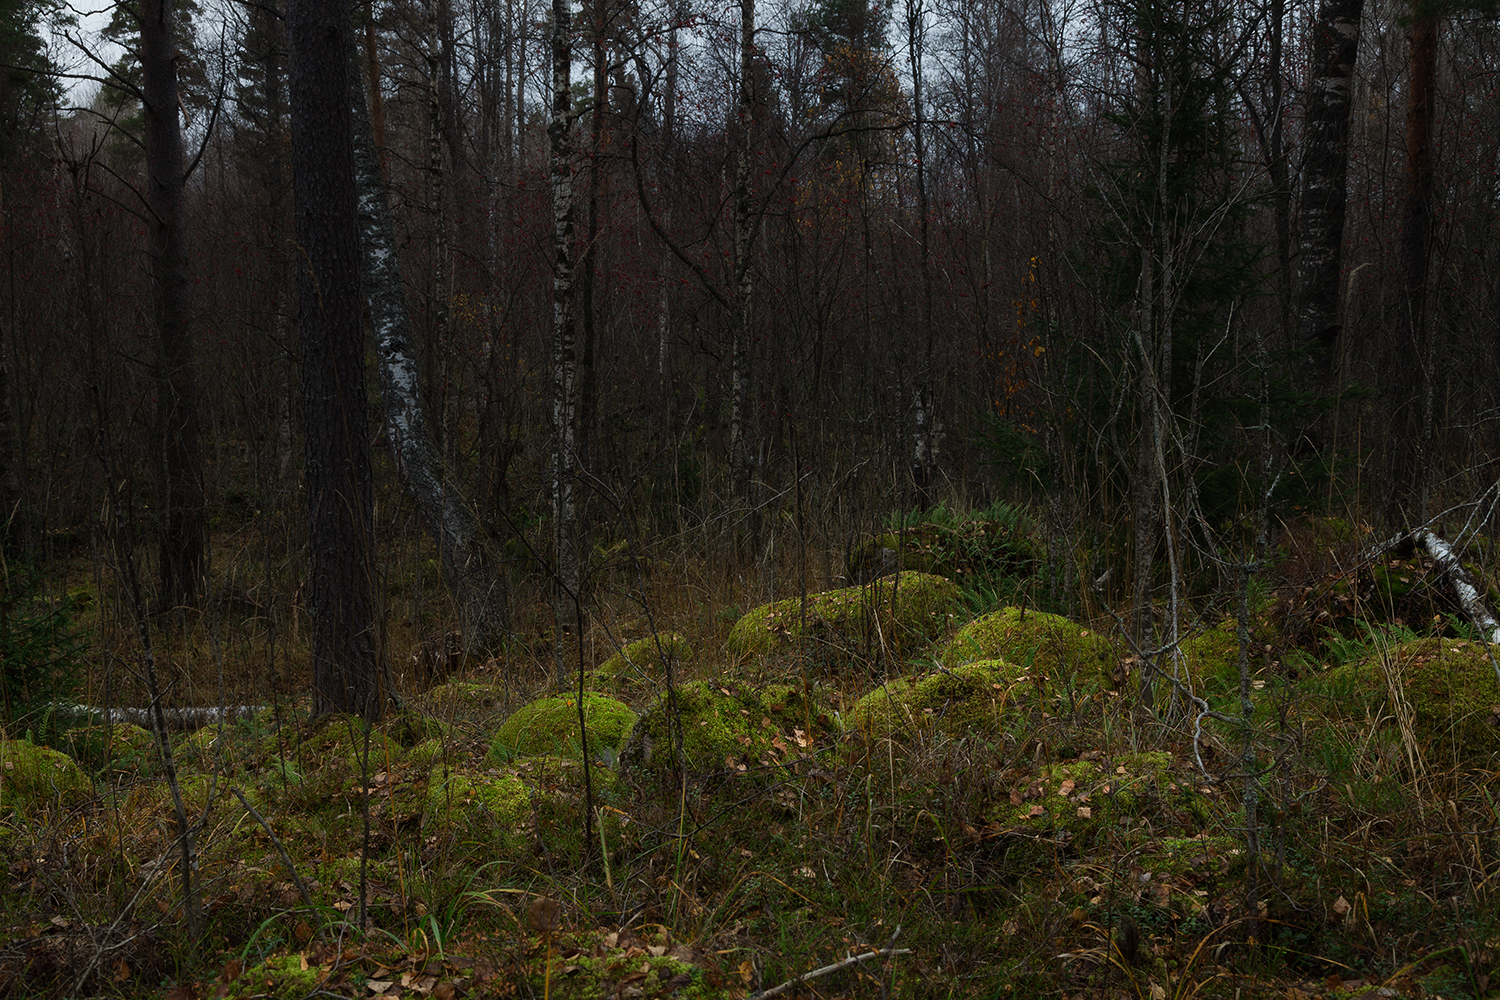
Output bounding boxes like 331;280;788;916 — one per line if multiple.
906;0;934;509
351;38;509;655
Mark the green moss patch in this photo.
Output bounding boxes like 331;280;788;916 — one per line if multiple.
993;750;1215;843
620;680;838;779
421;680;510;723
490;693;637;763
222;952;324;999
941;606;1120;686
595;632;692;689
1313;638;1500;763
0;739;92;814
850;660;1057;742
727;571;963;662
58;722;156;774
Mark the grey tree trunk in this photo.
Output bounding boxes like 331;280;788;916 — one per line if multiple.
351;39;509;655
142;0;205;611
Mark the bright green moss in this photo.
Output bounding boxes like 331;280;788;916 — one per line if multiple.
489;693;637;763
620;680;838;778
727;571;963;661
0;739;92;814
850;661;1031;741
940;606;1120;685
595;632;692;688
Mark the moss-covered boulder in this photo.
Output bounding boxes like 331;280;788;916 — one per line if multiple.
595;632;692;689
422;679;509;723
0;739;93;814
58;722;156;773
850;661;1038;741
941;606;1121;686
422;767;530;859
490;693;637;763
727;571;963;663
620;680;839;779
1313;638;1500;763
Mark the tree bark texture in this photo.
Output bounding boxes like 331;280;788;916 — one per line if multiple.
1386;11;1437;528
731;0;754;512
288;0;382;719
906;0;934;508
351;39;508;655
1294;0;1362;394
142;0;206;611
550;0;579;684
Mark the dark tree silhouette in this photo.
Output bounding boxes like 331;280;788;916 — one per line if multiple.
142;0;206;610
288;0;382;718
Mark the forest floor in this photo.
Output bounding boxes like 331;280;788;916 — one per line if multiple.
1;507;1498;999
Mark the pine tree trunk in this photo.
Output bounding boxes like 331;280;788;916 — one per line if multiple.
1295;0;1362;395
288;0;382;719
550;0;579;686
142;0;205;611
1386;11;1437;528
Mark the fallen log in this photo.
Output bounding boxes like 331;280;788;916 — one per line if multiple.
52;704;265;732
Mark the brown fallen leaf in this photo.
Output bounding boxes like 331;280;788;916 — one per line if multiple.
527;896;562;933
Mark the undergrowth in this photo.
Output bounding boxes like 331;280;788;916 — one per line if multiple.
0;510;1496;1000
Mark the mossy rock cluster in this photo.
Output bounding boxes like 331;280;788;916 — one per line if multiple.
727;571;963;663
620;679;839;779
1313;638;1500;763
595;632;692;689
489;693;637;763
941;606;1121;686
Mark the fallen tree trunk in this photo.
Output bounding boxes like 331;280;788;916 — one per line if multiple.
54;704;265;732
1412;528;1500;644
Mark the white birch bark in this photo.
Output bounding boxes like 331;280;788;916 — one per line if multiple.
352;43;508;654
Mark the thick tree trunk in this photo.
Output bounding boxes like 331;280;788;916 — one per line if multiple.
142;0;205;611
730;0;754;516
351;40;508;655
1386;12;1437;528
550;0;579;686
1294;0;1362;397
288;0;382;719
